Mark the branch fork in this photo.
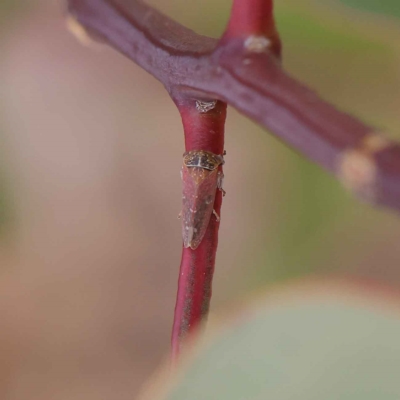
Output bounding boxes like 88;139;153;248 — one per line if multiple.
66;0;400;361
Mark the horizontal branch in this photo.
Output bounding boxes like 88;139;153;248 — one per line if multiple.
67;0;400;213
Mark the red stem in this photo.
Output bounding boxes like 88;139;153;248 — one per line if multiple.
171;96;227;362
221;0;281;57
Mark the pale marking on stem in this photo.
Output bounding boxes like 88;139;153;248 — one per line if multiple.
339;151;377;201
338;132;391;202
187;226;194;239
362;133;391;153
66;15;94;47
244;35;271;53
195;100;217;113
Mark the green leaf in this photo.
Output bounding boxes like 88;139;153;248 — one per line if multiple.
146;281;400;400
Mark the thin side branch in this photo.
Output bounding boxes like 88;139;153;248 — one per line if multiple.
224;0;274;36
221;0;281;57
67;0;400;213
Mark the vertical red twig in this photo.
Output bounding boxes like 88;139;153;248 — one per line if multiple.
171;95;227;362
170;0;280;363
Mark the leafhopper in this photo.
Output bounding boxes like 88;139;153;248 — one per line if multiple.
181;150;225;250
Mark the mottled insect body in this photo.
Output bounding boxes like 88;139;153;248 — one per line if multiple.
181;150;225;250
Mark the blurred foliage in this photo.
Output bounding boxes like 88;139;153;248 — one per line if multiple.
341;0;400;18
146;283;400;400
0;0;20;20
0;1;21;237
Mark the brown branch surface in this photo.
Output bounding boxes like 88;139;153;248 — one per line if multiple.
67;0;400;212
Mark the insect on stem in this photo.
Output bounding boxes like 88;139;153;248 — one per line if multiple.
181;150;225;250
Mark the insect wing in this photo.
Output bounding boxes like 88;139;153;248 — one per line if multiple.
181;166;219;249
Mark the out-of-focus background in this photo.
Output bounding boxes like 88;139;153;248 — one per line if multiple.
0;0;400;398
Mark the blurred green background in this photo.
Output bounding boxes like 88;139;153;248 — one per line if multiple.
341;0;400;17
0;0;399;399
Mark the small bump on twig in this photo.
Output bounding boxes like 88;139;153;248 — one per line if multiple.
338;132;391;202
244;35;271;53
195;100;217;113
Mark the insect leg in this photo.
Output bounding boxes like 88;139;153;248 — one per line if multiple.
212;209;220;221
217;171;226;196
